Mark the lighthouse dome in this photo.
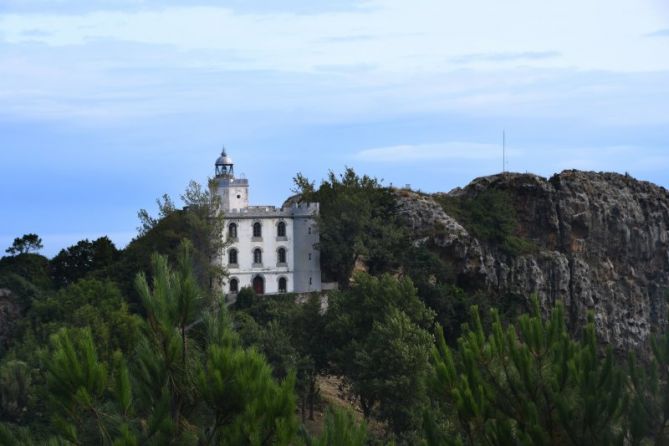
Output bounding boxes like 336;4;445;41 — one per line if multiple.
216;148;233;166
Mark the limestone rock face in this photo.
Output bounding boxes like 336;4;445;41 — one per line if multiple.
395;170;669;351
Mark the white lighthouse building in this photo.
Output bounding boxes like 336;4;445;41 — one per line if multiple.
213;148;322;296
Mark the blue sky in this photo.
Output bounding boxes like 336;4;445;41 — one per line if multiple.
1;0;668;256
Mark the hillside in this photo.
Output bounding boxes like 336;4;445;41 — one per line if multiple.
397;170;669;350
3;169;669;444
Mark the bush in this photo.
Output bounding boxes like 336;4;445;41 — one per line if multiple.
435;190;536;257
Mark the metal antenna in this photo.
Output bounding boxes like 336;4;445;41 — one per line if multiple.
502;130;506;173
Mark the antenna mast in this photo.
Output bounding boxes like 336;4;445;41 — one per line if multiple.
502;130;506;173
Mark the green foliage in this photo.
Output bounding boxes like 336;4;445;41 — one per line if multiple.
137;194;177;236
197;343;298;445
234;286;257;310
626;325;669;445
294;168;408;287
233;293;328;423
0;360;32;423
0;253;52;290
435;190;536;257
326;273;434;435
305;407;368;446
327;273;434;350
115;180;227;302
19;241;299;445
0;273;41;312
179;179;227;293
5;234;43;256
354;307;433;434
400;244;495;343
50;236;119;288
428;298;627;445
45;328;109;444
28;278;141;360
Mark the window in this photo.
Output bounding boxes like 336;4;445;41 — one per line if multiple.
308;253;311;261
308;226;312;234
278;247;286;264
229;278;238;293
277;221;286;237
253;222;262;238
228;223;237;239
278;277;287;293
309;277;312;285
228;249;238;265
253;248;262;264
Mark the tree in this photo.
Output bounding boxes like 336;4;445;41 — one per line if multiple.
0;253;53;293
326;273;434;436
50;236;119;288
28;278;141;360
32;242;297;445
427;299;626;445
180;179;227;294
302;407;368;446
137;194;177;236
125;180;226;299
233;292;328;423
5;234;43;256
626;323;669;445
353;308;433;435
293;168;407;287
0;360;31;424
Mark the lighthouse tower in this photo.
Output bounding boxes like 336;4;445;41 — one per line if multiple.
214;148;248;212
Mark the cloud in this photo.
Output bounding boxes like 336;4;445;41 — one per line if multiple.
645;28;669;37
451;51;561;64
318;34;375;43
0;2;667;128
355;142;517;162
0;0;366;15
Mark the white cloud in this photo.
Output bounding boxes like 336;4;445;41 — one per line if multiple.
1;0;668;73
355;142;519;162
0;1;667;128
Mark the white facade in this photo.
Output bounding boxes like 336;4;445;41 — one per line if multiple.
212;149;321;296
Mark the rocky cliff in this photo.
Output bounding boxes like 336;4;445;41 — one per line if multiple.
396;170;669;351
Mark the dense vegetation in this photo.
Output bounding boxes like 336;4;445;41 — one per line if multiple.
435;189;536;256
2;170;669;445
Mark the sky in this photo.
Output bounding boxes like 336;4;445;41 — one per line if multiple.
1;0;668;256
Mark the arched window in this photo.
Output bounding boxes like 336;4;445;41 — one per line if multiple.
278;247;286;264
229;278;238;293
228;249;238;265
253;275;264;294
253;222;262;238
228;223;237;239
253;248;262;264
278;277;287;293
277;221;286;237
308;226;311;235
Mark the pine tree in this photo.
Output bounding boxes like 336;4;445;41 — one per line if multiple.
428;298;626;445
302;407;368;446
626;324;669;445
32;241;297;445
0;360;31;423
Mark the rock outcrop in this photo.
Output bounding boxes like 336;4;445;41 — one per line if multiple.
395;171;669;351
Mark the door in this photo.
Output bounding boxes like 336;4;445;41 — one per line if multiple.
252;275;264;295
